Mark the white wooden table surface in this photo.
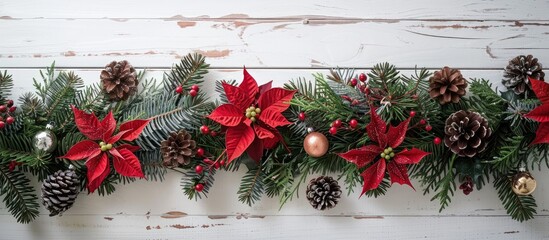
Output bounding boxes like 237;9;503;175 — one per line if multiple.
1;1;549;239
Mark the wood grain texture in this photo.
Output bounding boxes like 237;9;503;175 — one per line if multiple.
2;0;549;239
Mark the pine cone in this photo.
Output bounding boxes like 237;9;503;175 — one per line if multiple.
444;110;492;157
306;176;342;211
502;55;545;94
161;130;196;167
41;169;80;217
429;67;468;104
100;60;138;101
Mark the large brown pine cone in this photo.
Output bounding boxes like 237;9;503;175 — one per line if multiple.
161;130;196;167
429;67;468;104
41;169;80;217
100;60;138;101
444;110;491;158
306;176;342;211
502;55;545;94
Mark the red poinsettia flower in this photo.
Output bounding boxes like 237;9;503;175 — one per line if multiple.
338;107;430;196
208;68;296;163
60;106;150;192
524;77;549;144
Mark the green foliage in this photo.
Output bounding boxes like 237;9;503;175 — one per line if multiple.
237;166;265;206
164;53;209;90
494;171;537;222
0;70;14;103
0;163;40;224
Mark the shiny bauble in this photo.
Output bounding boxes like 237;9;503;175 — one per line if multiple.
33;125;57;153
511;171;537;196
303;132;329;158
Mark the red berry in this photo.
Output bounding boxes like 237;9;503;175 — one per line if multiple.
0;105;6;112
189;89;198;97
350;78;358;87
220;160;225;166
419;119;426;125
196;148;205;157
191;85;200;91
433;137;442;145
9;106;16;113
200;125;210;135
363;87;370;95
329;126;337;135
298;112;306;121
333;119;342;128
195;183;204;192
214;162;220;169
203;158;214;165
175;85;183;94
0;121;4;129
409;111;416;118
349;119;358;128
351;99;359;105
425;125;432;131
195;165;203;174
359;73;367;82
6;117;14;125
411;94;418;100
210;131;218;137
0;116;3;121
6;100;13;107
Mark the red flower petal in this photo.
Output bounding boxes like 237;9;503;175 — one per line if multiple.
530;77;549;104
531;122;549;145
387;118;410;148
86;153;109;192
259;81;273;95
262;136;279;149
366;107;387;147
241;67;259;100
109;148;123;159
107;130;130;144
208;104;245;127
119;119;150;141
72;106;104;140
222;82;254;111
359;159;386;196
524;103;549;123
387;161;414;189
59;140;101;161
393;148;430;165
225;124;256;163
101;111;116;139
112;148;144;178
259;108;291;128
338;145;383;168
258;88;296;113
246;138;264;163
117;144;141;152
254;124;275;139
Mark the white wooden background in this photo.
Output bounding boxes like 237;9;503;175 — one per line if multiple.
1;0;549;239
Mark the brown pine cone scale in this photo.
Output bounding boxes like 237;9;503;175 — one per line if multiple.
101;60;138;101
429;67;468;104
444;110;491;158
161;130;196;167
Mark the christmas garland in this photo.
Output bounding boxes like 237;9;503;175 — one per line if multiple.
0;53;546;223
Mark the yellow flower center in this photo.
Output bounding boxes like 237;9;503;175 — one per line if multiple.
245;106;261;122
99;141;113;152
380;147;395;160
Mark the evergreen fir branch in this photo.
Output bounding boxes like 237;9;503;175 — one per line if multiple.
494;171;537;222
0;70;14;103
237;166;265;206
487;135;526;172
431;155;457;212
163;53;209;90
181;167;216;200
0;163;40;224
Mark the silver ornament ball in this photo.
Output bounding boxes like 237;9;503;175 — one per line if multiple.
33;124;57;152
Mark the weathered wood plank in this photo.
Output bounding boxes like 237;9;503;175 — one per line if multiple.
0;19;547;68
0;214;547;240
1;0;548;20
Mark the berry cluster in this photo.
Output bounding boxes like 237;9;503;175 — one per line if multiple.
459;177;474;195
192;147;225;192
0;100;16;129
175;84;200;97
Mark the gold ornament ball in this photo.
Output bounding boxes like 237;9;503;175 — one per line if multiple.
303;132;329;157
512;172;537;196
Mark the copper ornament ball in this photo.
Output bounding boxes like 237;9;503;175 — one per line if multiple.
303;132;329;157
511;171;537;196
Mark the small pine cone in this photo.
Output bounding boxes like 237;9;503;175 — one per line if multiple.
306;176;342;211
161;129;196;167
502;55;545;94
41;169;80;217
100;60;138;101
444;110;492;158
429;67;468;104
